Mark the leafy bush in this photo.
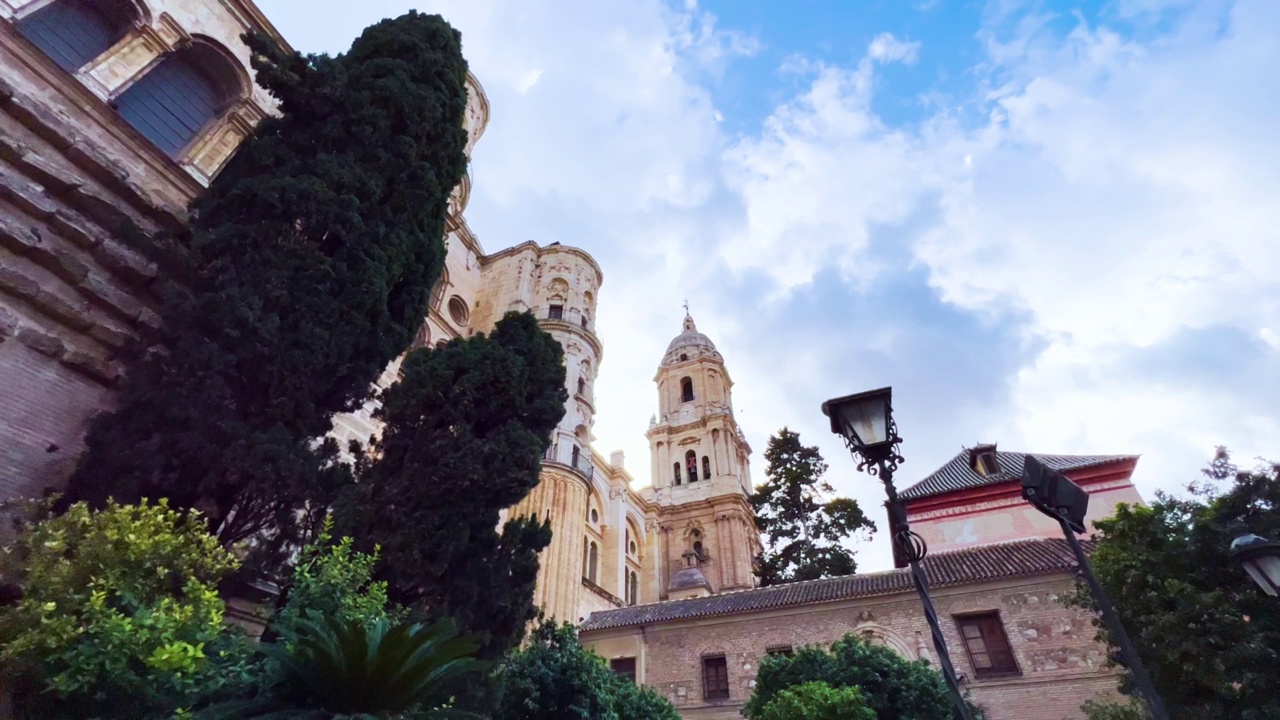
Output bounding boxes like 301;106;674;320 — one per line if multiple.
491;621;680;720
271;514;399;635
742;634;956;720
1082;697;1152;720
753;681;876;720
0;500;253;719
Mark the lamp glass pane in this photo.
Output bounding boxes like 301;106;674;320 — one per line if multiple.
1245;555;1280;596
837;396;888;447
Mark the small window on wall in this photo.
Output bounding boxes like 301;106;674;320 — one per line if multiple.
589;508;598;524
627;570;638;606
446;296;470;326
577;377;586;395
673;462;681;486
765;645;794;658
702;456;711;480
17;0;136;73
548;304;564;320
610;657;637;682
956;613;1019;678
686;450;698;483
584;540;599;583
702;656;729;700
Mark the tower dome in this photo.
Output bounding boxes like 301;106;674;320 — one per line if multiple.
662;313;722;366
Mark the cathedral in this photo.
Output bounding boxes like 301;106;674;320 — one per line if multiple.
0;2;1139;718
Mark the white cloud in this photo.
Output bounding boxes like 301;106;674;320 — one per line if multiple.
867;32;921;65
719;0;1280;537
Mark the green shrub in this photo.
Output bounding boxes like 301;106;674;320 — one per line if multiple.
742;634;957;720
754;681;876;720
0;500;253;719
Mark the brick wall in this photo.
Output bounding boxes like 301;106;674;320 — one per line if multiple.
581;572;1122;720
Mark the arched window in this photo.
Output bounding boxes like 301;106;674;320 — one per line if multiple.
693;540;704;558
686;450;698;483
587;541;599;583
681;377;694;402
115;42;242;157
430;268;450;308
17;0;139;73
577;377;586;396
628;571;638;606
702;455;711;480
673;462;681;486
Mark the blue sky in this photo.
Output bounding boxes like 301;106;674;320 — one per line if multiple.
256;0;1279;571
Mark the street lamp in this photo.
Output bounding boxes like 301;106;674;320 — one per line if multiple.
1020;456;1170;720
822;387;972;720
1230;532;1280;597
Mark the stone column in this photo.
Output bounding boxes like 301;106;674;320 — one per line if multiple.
510;469;589;624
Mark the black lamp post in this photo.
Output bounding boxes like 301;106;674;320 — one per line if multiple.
822;387;972;720
1020;456;1170;720
1229;531;1280;597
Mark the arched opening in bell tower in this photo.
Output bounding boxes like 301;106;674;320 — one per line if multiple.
685;449;698;483
680;377;694;402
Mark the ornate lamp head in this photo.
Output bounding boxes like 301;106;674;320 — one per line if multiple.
822;387;901;473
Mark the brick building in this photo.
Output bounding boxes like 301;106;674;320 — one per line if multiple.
579;447;1142;720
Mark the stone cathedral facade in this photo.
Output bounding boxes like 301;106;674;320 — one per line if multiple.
1;3;1139;718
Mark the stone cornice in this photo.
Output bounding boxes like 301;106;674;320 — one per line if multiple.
540;318;603;362
219;0;293;52
480;240;604;287
581;577;624;608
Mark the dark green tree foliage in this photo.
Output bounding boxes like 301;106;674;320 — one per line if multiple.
337;312;566;658
1067;449;1279;719
64;12;470;547
742;634;955;720
491;621;680;720
751;428;875;586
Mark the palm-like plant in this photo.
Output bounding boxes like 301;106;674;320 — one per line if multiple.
200;613;485;719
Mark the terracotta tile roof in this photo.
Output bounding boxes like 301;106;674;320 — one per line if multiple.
898;450;1136;501
579;538;1085;632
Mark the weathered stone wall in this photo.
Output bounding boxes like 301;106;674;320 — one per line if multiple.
0;0;285;496
580;573;1122;720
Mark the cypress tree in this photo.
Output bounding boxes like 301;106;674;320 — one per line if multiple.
751;428;876;586
336;311;568;659
64;12;470;549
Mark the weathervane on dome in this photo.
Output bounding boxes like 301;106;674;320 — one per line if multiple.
683;298;690;316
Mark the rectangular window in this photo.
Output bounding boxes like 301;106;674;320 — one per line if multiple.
956;613;1019;678
610;657;637;682
548;304;564;320
702;655;729;700
765;645;793;658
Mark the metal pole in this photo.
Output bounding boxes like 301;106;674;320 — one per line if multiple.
905;555;973;720
1058;517;1170;720
882;466;972;720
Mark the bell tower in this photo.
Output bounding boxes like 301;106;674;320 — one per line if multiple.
644;312;761;597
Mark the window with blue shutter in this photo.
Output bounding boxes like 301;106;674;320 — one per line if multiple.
115;52;227;157
17;0;130;72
